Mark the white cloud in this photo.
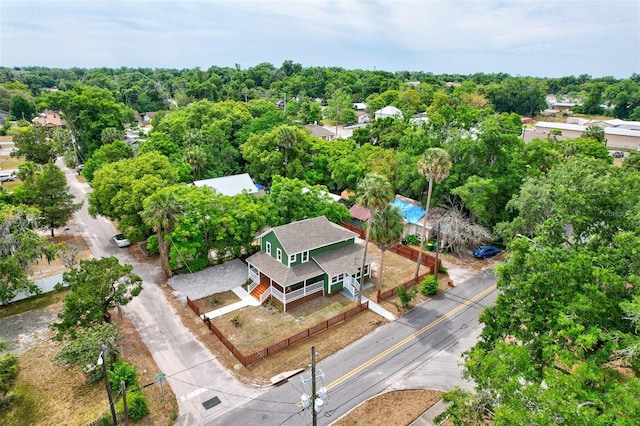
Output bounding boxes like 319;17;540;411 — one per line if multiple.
1;0;638;77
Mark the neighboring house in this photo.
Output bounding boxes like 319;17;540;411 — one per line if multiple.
551;102;576;112
246;216;371;311
305;123;336;141
0;110;9;126
32;110;65;128
193;173;261;197
534;120;640;150
135;111;157;126
356;110;371;124
373;106;403;120
353;102;367;111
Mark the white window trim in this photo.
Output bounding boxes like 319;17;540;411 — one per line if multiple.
331;275;339;284
364;264;370;276
302;251;309;262
266;241;271;255
277;248;282;261
289;253;296;264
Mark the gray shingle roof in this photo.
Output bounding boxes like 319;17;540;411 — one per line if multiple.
266;216;357;254
312;244;370;277
246;252;324;286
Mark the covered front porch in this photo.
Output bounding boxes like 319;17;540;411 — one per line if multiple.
246;252;326;311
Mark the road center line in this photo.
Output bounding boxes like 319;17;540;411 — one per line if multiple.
327;284;497;391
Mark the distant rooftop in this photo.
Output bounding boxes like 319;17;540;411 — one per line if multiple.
193;173;259;197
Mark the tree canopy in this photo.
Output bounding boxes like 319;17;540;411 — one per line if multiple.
54;257;143;338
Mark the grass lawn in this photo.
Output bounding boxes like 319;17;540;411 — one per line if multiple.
0;154;23;171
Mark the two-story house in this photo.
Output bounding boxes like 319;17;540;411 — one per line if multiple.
246;216;371;311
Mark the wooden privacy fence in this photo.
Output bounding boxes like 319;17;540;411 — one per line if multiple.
186;297;369;367
341;221;366;239
388;243;440;273
377;272;430;302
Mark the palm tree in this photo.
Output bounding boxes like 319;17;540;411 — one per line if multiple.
141;188;183;279
415;148;452;278
371;204;405;292
275;126;297;171
184;145;208;180
355;173;394;304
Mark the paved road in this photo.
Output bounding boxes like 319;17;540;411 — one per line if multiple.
59;159;260;424
210;269;498;425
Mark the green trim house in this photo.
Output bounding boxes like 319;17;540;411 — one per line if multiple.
246;216;371;311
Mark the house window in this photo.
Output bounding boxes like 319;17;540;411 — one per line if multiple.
277;248;282;261
355;268;361;279
266;241;271;255
289;253;296;264
331;275;339;284
364;265;370;276
302;251;309;262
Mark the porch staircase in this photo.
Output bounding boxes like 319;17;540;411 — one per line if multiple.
250;283;270;303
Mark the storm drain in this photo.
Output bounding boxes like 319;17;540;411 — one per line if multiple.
202;396;221;410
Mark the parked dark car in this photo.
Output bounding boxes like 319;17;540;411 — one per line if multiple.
612;151;624;158
473;245;501;259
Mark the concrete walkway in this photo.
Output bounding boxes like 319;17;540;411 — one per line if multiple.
200;286;261;320
362;296;396;321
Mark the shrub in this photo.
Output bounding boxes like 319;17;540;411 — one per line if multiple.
145;234;159;254
397;286;417;309
230;313;242;327
117;390;150;421
405;234;420;246
109;359;137;392
420;276;438;296
439;264;448;274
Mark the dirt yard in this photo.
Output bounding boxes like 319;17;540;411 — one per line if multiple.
333;389;443;426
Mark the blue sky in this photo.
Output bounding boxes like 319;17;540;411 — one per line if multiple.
1;0;638;78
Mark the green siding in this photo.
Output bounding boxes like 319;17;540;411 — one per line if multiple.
309;238;355;258
261;231;288;265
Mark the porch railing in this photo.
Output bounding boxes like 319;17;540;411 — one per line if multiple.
248;268;259;283
259;286;272;304
343;275;359;298
271;280;324;308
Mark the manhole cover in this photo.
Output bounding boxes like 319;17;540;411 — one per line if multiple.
202;396;221;410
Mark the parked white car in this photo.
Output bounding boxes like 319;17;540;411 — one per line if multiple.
113;233;131;248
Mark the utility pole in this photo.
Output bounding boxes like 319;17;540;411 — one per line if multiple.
311;346;317;426
121;381;129;426
98;348;117;425
299;346;327;426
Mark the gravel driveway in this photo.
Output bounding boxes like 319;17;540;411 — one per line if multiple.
167;258;248;302
0;303;59;355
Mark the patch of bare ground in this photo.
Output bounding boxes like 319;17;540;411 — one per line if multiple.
333;389;444;426
29;231;93;281
191;290;241;315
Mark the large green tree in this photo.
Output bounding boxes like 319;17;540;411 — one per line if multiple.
0;205;59;305
415;148;452;277
88;152;178;241
21;162;82;236
8;94;36;121
9;124;64;164
40;85;134;159
355;173;394;304
82;139;134;183
54;257;143;338
440;235;640;424
241;124;313;183
266;176;351;226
